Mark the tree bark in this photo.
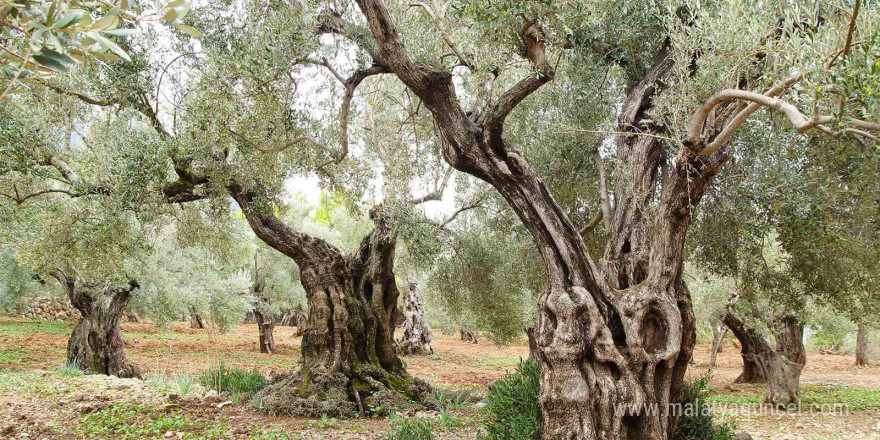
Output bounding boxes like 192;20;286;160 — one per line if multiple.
292;304;308;337
856;323;870;366
459;327;478;344
766;315;806;406
724;313;805;405
723;313;767;383
397;280;434;356
190;307;206;329
251;261;278;354
526;327;538;359
710;322;727;367
54;271;142;379
254;308;277;354
230;184;433;417
347;4;714;436
279;308;293;326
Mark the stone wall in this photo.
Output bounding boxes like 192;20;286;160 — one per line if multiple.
20;297;80;321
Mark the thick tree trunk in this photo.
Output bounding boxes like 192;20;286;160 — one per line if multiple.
397;281;433;356
292;304;307;337
724;313;805;405
349;3;748;436
54;271;142;379
856;324;870;366
231;185;433;417
723;313;767;383
710;323;728;367
766;315;806;405
254;309;277;354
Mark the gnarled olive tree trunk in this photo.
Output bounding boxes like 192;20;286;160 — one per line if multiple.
723;313;766;384
856;323;870;366
251;262;277;354
230;184;433;417
397;281;433;355
350;4;722;436
53;271;142;379
724;313;805;405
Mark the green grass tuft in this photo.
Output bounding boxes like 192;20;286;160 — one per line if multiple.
386;414;434;440
56;361;85;377
198;362;267;395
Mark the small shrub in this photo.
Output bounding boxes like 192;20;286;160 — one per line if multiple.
56;361;85;377
481;357;541;440
386;414;434;440
674;372;734;440
198;362;267;394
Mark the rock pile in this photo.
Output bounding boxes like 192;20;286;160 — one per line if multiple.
20;297;80;321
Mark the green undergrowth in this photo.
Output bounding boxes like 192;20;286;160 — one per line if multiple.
706;384;880;411
0;321;72;337
481;357;541;440
674;373;735;440
0;348;24;366
198;362;267;395
73;402;228;439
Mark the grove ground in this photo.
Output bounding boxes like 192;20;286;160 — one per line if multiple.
1;317;878;439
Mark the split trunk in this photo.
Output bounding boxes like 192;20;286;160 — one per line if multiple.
54;271;142;379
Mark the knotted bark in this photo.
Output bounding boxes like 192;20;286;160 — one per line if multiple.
230;183;434;417
397;281;433;356
724;314;767;384
53;271;142;379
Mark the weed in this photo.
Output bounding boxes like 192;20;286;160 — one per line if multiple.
307;413;339;429
198;362;267;395
177;374;194;396
386;414;434;440
249;427;302;440
56;361;85;377
437;409;461;431
0;348;24;366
